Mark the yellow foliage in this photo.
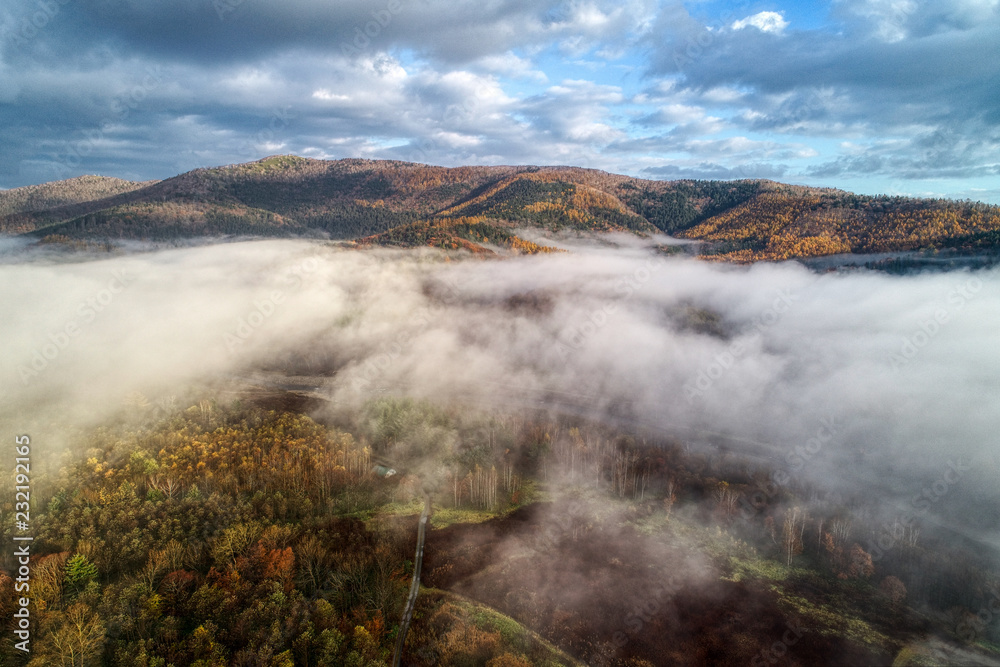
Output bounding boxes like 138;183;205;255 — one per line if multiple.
682;190;1000;261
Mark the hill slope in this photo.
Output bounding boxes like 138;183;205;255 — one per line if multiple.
0;175;156;232
0;175;154;216
6;156;1000;262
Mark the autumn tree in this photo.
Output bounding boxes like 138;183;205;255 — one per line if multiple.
30;603;106;667
846;544;875;580
879;575;907;604
824;535;875;580
32;552;70;612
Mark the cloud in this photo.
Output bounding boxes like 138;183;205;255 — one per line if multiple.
807;130;1000;180
641;162;788;180
517;79;627;147
731;11;789;34
1;0;998;200
474;52;548;83
608;134;814;164
642;1;1000;193
636;103;710;126
3;240;998;523
832;0;1000;41
832;0;918;42
0;0;653;68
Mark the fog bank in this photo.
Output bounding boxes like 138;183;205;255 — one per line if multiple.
1;239;997;538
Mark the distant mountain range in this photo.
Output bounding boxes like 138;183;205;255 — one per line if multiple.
3;155;999;262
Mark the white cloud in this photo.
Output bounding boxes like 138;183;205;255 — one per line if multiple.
655;103;705;124
312;90;351;102
475;53;548;83
431;130;482;148
699;87;746;104
731;11;789;34
5;241;998;520
546;0;659;55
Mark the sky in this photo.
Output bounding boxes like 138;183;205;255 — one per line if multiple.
0;0;998;202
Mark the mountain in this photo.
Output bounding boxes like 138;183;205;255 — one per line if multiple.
0;175;156;230
5;155;1000;262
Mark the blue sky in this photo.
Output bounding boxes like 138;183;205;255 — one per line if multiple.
1;0;998;202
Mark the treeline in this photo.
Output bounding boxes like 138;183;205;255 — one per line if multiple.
359;219;495;254
36;234;118;252
360;397;528;511
0;406;409;666
9;155;1000;261
305;204;420;239
2;395;998;664
218;170;397;216
683;191;1000;261
443;218;562;254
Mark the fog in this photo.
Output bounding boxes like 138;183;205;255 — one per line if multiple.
1;238;998;545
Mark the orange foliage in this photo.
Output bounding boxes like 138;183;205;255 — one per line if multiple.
263;547;295;592
879;575;907;604
824;534;875;580
682;190;1000;261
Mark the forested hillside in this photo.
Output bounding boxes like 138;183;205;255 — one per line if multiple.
3;394;998;666
0;176;157;234
0;400;579;667
0;175;153;218
680;188;1000;262
5;156;1000;262
356;216;564;255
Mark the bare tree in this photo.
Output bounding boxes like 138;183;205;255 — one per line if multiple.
663;479;677;518
713;482;740;520
33;603;105;667
782;507;808;566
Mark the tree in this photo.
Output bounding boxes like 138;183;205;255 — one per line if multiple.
846;544;875;580
0;573;15;619
781;507;808;566
713;482;739;521
486;654;533;667
825;535;875;580
211;521;263;568
64;555;98;597
33;552;70;612
296;535;335;595
31;603;106;667
663;479;677;518
879;575;907;604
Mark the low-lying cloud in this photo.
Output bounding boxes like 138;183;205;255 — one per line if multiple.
1;238;997;544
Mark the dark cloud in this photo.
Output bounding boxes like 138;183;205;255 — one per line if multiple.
808;127;1000;180
1;0;649;68
0;0;997;200
808;155;886;178
642;1;1000;187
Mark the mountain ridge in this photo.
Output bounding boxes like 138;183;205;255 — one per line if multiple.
5;155;999;262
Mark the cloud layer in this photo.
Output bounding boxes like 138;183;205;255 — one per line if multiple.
2;240;998;545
